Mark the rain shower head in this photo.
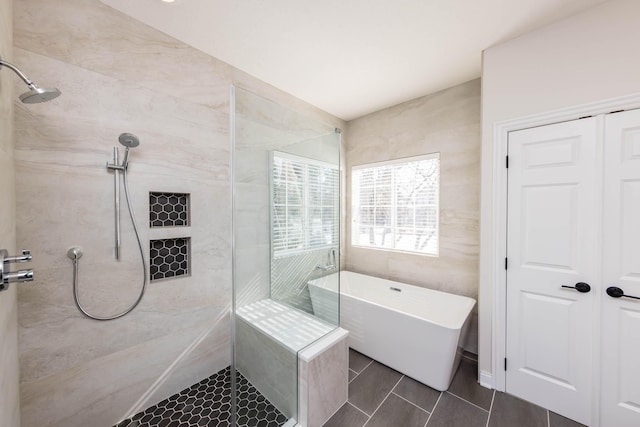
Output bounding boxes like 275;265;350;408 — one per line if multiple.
19;86;62;104
119;133;140;148
0;55;61;104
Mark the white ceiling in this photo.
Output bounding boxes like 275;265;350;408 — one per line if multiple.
100;0;609;121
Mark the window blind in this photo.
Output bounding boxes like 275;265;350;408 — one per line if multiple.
272;152;339;257
352;153;439;256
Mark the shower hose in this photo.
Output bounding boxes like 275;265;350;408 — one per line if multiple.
69;167;148;320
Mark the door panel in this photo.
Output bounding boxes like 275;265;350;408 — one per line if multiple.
601;110;640;427
506;118;598;425
521;184;578;270
519;291;577;385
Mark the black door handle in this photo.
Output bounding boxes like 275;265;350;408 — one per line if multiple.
561;282;591;293
606;286;640;300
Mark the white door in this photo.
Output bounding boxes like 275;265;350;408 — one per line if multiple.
506;118;599;425
600;109;640;427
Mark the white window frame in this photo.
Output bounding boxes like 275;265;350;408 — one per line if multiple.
351;153;440;257
270;151;340;258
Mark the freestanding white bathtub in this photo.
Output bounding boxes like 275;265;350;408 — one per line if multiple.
308;271;476;391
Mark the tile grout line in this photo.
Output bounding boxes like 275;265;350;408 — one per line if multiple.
362;375;405;427
424;392;443;427
358;359;374;374
485;390;496;427
461;354;478;363
346;401;371;420
349;359;374;385
445;391;490;413
348;368;359;384
390;391;431;415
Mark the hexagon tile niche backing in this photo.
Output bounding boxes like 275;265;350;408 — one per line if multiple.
149;192;191;281
150;238;190;281
150;192;190;228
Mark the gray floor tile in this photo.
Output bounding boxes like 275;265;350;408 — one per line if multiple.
462;350;478;361
348;361;402;415
349;369;357;382
447;358;493;410
427;393;489;427
488;392;547;427
549;411;586;427
366;393;429;427
323;403;368;427
349;348;372;373
393;376;441;412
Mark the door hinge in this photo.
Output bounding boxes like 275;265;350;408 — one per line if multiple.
505;257;508;270
504;358;507;371
506;155;509;168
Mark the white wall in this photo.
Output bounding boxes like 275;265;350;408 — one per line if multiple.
480;0;640;379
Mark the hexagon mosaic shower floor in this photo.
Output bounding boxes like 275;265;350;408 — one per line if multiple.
114;367;287;427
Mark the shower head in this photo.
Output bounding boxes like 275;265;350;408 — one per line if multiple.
19;86;62;104
118;133;140;169
119;133;140;148
0;55;61;104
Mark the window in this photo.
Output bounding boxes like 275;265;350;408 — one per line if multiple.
351;153;439;256
272;152;339;257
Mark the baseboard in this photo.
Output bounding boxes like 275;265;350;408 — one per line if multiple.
479;370;493;389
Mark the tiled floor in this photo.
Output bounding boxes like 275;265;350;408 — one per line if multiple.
324;349;586;427
114;367;287;427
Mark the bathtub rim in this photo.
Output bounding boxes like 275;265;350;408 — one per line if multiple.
308;270;476;331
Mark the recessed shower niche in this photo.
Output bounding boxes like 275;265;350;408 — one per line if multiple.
149;192;191;282
149;192;190;227
149;237;191;281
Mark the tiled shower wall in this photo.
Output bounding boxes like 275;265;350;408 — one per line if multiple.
0;0;20;425
234;89;344;310
345;79;481;353
12;1;342;426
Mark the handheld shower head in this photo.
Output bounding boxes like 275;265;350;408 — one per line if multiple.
119;133;140;148
0;55;61;104
118;133;140;169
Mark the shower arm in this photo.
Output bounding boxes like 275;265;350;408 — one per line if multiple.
0;57;37;88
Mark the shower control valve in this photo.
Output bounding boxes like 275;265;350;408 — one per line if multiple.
5;249;32;263
1;248;34;292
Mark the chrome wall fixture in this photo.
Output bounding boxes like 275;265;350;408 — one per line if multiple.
68;133;147;320
106;133;140;260
0;249;33;292
315;247;337;271
0;54;61;103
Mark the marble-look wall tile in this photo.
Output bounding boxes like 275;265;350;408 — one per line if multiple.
0;0;20;425
233;87;342;310
299;334;348;427
344;79;481;352
124;313;231;421
14;0;232;110
20;317;230;427
236;316;297;418
13;1;344;426
271;248;339;314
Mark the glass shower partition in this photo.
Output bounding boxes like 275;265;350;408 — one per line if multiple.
231;86;341;426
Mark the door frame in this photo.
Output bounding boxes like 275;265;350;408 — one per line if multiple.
489;93;640;418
